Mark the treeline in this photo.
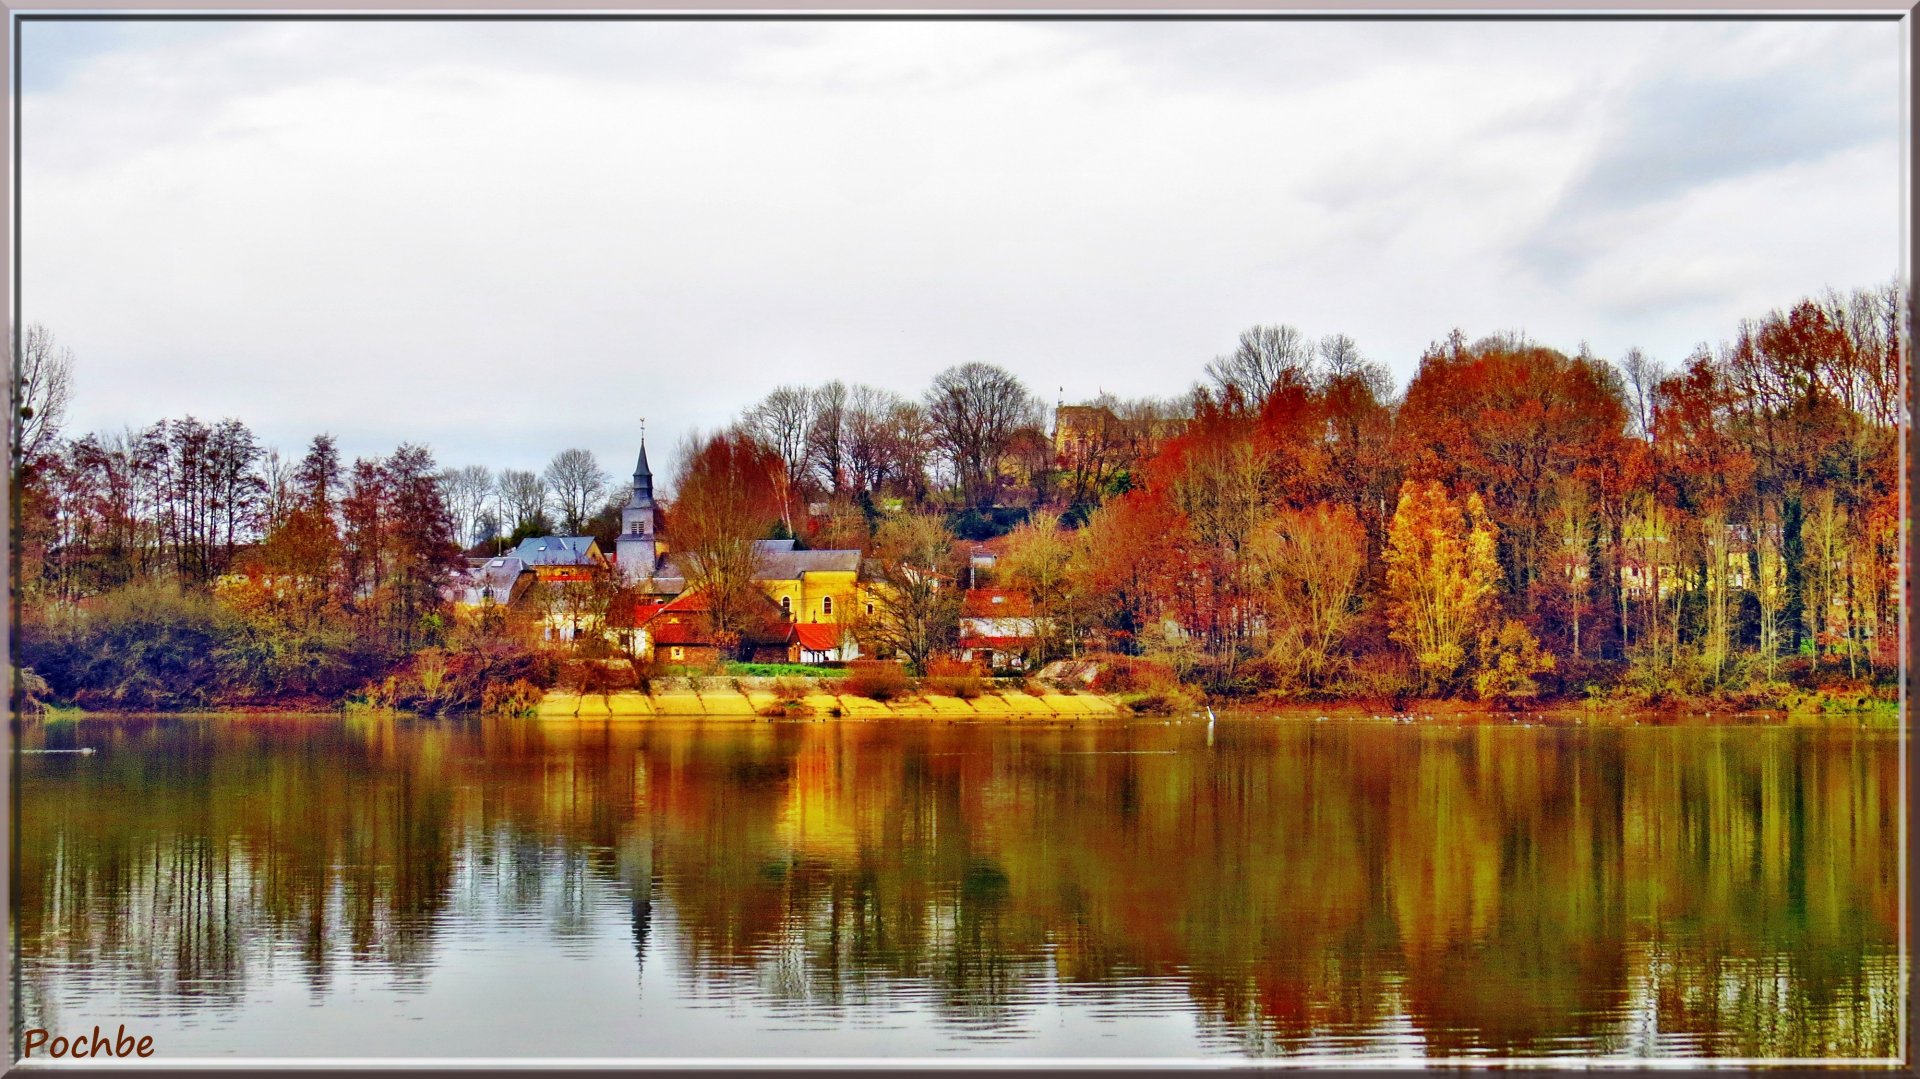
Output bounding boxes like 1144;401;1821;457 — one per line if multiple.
11;404;523;707
10;278;1908;709
971;284;1903;704
680;284;1903;705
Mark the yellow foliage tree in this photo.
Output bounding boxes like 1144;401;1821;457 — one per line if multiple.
1474;620;1556;703
1383;480;1500;691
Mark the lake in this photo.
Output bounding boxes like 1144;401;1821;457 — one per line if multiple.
11;713;1903;1063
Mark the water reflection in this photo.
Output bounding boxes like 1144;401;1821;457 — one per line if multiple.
12;715;1900;1059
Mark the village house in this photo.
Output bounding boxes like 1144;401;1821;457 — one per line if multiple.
456;555;534;608
513;535;607;581
957;587;1042;670
500;535;610;641
637;589;798;667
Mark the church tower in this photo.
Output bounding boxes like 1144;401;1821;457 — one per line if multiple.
616;435;660;583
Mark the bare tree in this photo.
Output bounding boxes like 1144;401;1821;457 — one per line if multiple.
925;362;1043;508
12;323;74;468
845;384;912;495
884;399;936;506
1316;333;1393;398
741;385;817;502
1618;347;1667;441
1057;393;1179;506
1204;324;1311;409
261;447;296;531
497;469;550;533
544;449;609;534
806;381;851;495
440;464;495;546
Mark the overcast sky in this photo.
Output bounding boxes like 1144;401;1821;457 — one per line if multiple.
22;17;1905;488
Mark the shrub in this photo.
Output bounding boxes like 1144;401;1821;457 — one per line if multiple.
844;659;910;700
1084;653;1176;694
13;667;51;713
1474;621;1556;705
925;657;984;699
772;677;809;702
1128;683;1202;716
481;678;544;717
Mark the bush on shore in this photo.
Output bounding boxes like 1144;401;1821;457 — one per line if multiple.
843;659;910;700
924;657;985;699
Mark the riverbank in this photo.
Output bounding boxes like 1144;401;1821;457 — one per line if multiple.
539;676;1124;719
19;679;1895;726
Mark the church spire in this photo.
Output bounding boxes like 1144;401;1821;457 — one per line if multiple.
632;419;653;498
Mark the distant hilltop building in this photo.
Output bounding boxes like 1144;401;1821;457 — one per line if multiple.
1051;401;1185;467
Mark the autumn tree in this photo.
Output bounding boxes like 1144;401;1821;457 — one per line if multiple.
858;513;962;672
1474;620;1555;704
1002;509;1078;663
669;432;786;657
1394;337;1629;650
1158;407;1271;673
1071;493;1167;654
1383;480;1500;693
382;444;462;649
1250;502;1367;689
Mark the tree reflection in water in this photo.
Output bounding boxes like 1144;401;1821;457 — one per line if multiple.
13;715;1899;1059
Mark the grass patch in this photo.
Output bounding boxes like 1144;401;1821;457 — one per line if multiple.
724;662;838;678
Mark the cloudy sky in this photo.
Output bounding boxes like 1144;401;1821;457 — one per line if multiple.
22;17;1905;487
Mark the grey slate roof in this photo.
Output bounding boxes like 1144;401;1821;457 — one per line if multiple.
511;535;601;566
479;556;531;586
754;548;860;579
655;541;861;584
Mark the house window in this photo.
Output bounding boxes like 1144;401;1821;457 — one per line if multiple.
822;596;833;615
781;596;792;615
866;603;873;616
629;521;643;535
670;646;685;661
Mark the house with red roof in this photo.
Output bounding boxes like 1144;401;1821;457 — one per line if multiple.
794;622;859;665
957;587;1042;670
636;588;798;667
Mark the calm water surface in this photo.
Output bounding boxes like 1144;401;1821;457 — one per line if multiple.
11;714;1903;1061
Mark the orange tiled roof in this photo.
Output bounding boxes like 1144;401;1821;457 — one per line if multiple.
794;624;843;652
961;588;1035;618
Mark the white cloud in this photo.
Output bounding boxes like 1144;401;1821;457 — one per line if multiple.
21;18;1904;486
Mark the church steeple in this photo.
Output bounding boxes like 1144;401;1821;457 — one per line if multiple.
632;438;653;501
617;424;661;583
